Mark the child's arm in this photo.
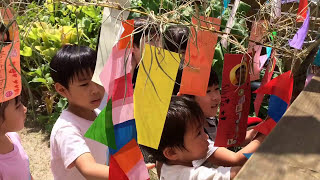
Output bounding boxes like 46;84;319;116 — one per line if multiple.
74;153;109;180
207;133;265;167
239;129;258;147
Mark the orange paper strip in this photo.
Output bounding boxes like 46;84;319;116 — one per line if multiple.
118;20;134;50
179;16;221;96
0;8;21;103
113;139;143;174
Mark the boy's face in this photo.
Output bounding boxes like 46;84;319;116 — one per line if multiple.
175;122;209;163
195;84;221;118
63;71;105;111
0;32;8;42
0;97;27;132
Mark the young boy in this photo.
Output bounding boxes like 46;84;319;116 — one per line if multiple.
147;96;241;180
49;45;109;180
0;22;10;43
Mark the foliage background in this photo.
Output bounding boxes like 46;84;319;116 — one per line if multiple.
16;0;269;133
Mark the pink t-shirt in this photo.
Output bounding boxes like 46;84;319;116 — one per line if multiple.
50;109;109;180
0;132;31;180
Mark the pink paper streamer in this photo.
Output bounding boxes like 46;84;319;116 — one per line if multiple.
289;9;310;49
126;159;149;180
99;46;133;95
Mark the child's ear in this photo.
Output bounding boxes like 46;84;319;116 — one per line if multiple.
163;147;179;161
55;83;68;98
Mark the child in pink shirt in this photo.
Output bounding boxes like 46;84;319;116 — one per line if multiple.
0;96;32;179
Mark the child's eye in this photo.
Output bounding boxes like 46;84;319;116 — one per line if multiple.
206;90;211;93
80;83;89;87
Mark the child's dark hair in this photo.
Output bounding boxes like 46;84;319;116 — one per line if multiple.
133;16;159;48
142;96;205;163
163;25;190;53
50;45;97;89
0;96;20;121
173;66;219;95
0;22;10;42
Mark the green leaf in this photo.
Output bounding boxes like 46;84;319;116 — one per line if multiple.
81;6;100;19
31;77;46;83
21;45;33;57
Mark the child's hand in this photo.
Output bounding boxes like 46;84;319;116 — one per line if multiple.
146;163;156;170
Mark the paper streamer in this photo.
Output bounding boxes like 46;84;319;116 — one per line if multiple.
296;0;308;22
254;118;277;135
254;52;276;115
289;9;310;49
0;8;21;103
313;48;320;66
118;20;134;50
215;54;251;147
84;99;116;149
92;1;130;85
134;45;179;149
180;16;221;96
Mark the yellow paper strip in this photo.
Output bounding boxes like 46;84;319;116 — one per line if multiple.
134;45;179;149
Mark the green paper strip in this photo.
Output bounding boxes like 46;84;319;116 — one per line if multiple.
84;99;116;149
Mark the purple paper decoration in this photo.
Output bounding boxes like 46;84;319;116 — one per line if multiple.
288;9;310;50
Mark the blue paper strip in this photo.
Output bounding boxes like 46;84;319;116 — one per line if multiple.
243;153;253;159
109;119;137;155
313;48;320;66
268;95;288;123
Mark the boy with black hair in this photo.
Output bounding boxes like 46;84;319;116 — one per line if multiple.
49;45;109;180
145;96;240;180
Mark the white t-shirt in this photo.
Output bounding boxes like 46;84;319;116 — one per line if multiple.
50;109;109;180
192;139;218;167
160;163;231;180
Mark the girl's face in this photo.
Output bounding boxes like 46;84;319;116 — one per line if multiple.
0;97;27;133
195;84;221;118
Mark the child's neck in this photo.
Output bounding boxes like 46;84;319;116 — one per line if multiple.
0;132;14;154
67;104;96;121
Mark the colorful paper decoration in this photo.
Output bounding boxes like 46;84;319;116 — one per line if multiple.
0;8;21;103
100;46;133;96
296;0;308;22
111;139;149;180
118;20;134;50
134;45;180;149
215;54;251;147
289;9;310;49
254;71;293;123
253;118;277;135
84;99;116;149
254;51;276;116
92;1;130;85
180;16;221;96
109;156;129;180
109;119;137;155
243;153;253;159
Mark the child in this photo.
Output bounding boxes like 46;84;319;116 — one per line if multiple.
146;96;241;180
49;45;109;180
0;96;32;179
0;22;10;43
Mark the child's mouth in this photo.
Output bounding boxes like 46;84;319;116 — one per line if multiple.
91;99;102;105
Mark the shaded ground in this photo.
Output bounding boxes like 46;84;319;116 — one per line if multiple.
18;127;53;180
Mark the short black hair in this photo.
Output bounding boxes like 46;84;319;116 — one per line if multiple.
133;16;159;48
173;66;219;95
50;45;97;89
163;25;190;53
142;96;205;163
0;22;10;42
